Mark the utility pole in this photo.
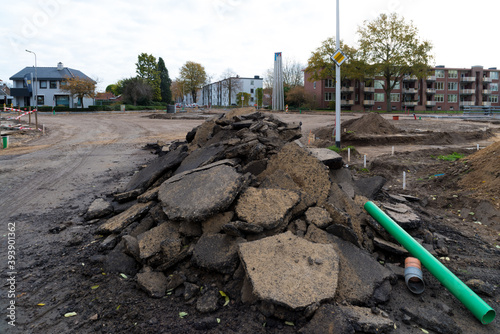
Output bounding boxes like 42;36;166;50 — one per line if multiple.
335;0;341;148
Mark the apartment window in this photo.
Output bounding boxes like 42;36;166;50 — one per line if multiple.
436;82;444;90
448;70;458;79
355;94;359;102
325;92;333;101
39;81;47;89
50;81;57;89
325;79;334;88
435;69;445;78
313;82;316;90
374;93;385;102
488;95;498;103
374;80;385;89
37;95;44;105
390;80;400;89
250;89;254;94
491;72;499;80
435;94;444;102
448;94;458;103
390;93;400;102
448;82;458;91
250;80;254;85
491;83;498;91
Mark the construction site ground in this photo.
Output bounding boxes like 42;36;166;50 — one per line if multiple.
1;110;499;333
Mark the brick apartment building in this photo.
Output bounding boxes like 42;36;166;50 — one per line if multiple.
304;65;500;111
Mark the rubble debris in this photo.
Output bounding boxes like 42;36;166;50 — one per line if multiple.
84;198;113;220
91;110;470;332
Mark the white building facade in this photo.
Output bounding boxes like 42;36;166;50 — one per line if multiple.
201;76;263;107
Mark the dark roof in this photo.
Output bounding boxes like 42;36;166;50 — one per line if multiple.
10;66;93;82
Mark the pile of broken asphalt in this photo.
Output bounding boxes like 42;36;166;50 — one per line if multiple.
85;110;499;333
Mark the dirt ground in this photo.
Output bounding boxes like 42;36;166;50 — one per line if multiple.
1;110;500;333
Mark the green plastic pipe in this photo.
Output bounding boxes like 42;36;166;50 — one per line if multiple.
364;201;496;325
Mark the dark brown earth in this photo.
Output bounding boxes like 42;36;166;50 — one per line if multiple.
1;110;500;334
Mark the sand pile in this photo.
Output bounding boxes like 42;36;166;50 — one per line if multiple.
459;141;500;205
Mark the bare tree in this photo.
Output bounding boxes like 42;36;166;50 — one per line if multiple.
264;58;305;91
219;68;242;106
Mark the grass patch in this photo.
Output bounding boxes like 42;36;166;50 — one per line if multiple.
433;152;465;161
327;145;356;154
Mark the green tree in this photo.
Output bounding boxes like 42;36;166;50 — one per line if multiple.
256;88;263;108
305;38;362;83
179;61;207;104
60;76;96;108
121;77;153;106
158;57;172;104
357;13;433;111
236;92;251;107
136;53;161;101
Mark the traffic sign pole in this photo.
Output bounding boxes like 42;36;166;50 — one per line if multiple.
335;0;341;148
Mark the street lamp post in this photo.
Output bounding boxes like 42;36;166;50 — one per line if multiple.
25;49;38;129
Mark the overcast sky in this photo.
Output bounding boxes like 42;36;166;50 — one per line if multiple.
1;0;499;92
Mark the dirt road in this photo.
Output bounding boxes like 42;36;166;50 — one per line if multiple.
0;112;205;333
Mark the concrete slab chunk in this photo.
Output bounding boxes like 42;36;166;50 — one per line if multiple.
137;221;179;260
159;164;245;222
307;148;343;170
192;233;244;274
235;187;300;230
238;231;339;310
85;198;114;220
97;201;154;234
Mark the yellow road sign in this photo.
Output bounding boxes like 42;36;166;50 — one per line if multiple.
331;49;347;66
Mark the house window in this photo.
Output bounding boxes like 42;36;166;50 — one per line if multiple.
374;80;385;89
488;95;498;103
491;72;499;80
325;92;333;101
40;81;47;89
435;69;445;78
390;80;400;89
50;81;57;89
448;70;458;79
448;94;458;103
490;83;498;91
374;93;385;102
37;95;44;105
250;80;254;85
435;94;444;102
448;82;457;90
436;82;444;90
325;79;334;88
313;82;316;89
390;93;400;102
250;89;254;94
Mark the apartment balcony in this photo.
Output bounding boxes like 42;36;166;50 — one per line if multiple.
483;77;492;83
403;101;418;106
363;100;375;106
402;88;418;94
426;101;437;106
460;76;475;82
426;75;436;81
483;89;492;95
460;101;475;106
364;87;375;93
341;87;354;92
460;89;475;95
341;100;354;106
403;75;418;81
426;88;436;94
482;101;492;106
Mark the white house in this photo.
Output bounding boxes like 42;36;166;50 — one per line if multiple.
9;62;94;108
201;75;263;107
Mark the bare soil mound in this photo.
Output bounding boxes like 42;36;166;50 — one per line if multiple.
341;112;400;135
459;141;500;204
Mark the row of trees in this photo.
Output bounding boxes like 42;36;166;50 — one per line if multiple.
106;53;173;105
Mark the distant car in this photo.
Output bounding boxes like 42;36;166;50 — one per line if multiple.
191;103;199;108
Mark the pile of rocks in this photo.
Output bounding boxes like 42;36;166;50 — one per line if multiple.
85;110;453;332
